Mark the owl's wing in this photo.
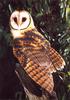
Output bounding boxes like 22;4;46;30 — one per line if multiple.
13;46;54;93
24;45;65;93
47;47;65;71
13;43;65;93
23;44;65;74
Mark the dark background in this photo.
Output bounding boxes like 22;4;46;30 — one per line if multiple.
0;0;70;100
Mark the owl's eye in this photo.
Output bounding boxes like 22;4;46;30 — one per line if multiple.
22;17;27;22
14;17;17;23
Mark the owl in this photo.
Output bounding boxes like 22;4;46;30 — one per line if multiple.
10;10;65;95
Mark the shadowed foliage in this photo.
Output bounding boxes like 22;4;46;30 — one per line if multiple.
0;0;70;100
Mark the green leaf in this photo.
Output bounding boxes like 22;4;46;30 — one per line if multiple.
67;71;70;76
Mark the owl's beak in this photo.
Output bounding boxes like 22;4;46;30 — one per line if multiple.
17;20;22;26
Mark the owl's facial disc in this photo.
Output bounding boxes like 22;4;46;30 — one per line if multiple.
10;10;31;30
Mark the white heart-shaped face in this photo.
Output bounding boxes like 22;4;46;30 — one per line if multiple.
10;10;35;38
10;10;31;30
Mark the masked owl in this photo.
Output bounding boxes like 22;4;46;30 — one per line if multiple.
10;10;65;95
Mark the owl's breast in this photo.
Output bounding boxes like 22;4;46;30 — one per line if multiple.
14;35;44;51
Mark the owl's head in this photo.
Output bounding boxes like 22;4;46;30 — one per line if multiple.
10;10;35;38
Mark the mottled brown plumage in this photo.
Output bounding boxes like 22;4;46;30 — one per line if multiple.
10;10;65;94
